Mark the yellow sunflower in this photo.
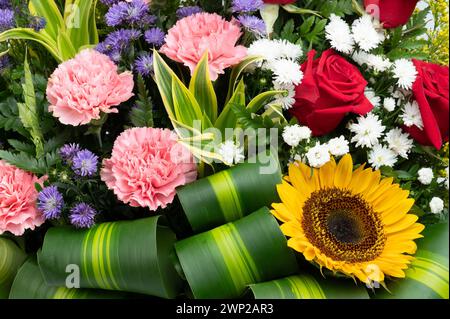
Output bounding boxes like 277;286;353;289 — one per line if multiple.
272;154;425;285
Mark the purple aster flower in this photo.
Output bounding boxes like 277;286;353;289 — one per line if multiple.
72;150;99;177
231;0;263;13
29;16;46;32
100;0;121;5
0;55;9;71
238;15;267;38
37;186;64;220
96;29;141;62
59;143;82;163
0;0;11;9
70;203;97;229
105;0;152;27
144;27;165;47
134;53;153;77
0;8;14;31
176;6;203;19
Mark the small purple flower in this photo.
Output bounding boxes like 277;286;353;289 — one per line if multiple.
238;15;266;38
0;55;9;71
72;150;99;177
37;186;64;220
29;16;46;32
134;53;153;77
100;0;121;5
144;27;165;47
70;203;97;229
105;0;153;27
0;8;14;31
176;6;203;19
0;0;11;9
96;29;141;62
59;143;82;163
231;0;263;13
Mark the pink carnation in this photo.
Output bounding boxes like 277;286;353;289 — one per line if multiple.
160;12;247;81
0;160;46;236
46;49;134;126
101;127;198;211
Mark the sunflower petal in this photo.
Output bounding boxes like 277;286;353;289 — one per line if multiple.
334;154;353;188
385;215;420;234
319;158;336;188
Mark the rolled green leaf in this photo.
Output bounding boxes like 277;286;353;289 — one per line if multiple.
249;273;369;299
38;217;183;298
177;158;282;233
175;207;299;299
372;222;449;299
0;238;27;299
10;258;129;299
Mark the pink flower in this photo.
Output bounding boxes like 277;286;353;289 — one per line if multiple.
160;13;247;81
0;160;46;236
101;128;198;211
46;49;134;126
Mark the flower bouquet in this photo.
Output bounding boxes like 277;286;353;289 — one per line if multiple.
0;0;449;302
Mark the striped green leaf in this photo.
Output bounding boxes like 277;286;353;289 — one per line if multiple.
29;0;65;41
153;51;178;119
9;258;130;299
38;217;183;298
172;74;203;128
226;56;263;103
189;51;218;123
177;157;282;233
371;222;449;299
57;31;77;61
250;273;369;299
215;79;246;135
67;0;98;50
246;90;286;114
0;238;27;299
175;207;299;299
281;4;322;17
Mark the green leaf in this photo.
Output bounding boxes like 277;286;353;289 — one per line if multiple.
7;139;35;154
247;90;285;114
130;74;154;127
0;150;58;175
19;55;45;158
189;51;218;123
153;51;177;119
216;80;246;134
57;31;77;60
0;238;27;299
29;0;65;41
0;98;27;136
172;75;203;128
174;208;298;298
177;159;282;233
67;0;99;51
281;4;322;17
38;217;184;298
226;56;263;103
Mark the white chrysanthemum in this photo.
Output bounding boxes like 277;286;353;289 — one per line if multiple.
366;54;392;72
401;101;424;129
306;143;331;168
368;144;398;169
270;59;303;85
418;167;434;185
276;39;303;61
430;197;444;214
352;15;385;51
383;97;397;112
365;87;381;108
349;113;386;148
437;167;449;190
327;136;349;157
385;128;414;159
393;59;418;90
282;125;312;147
217;141;245;166
272;82;296;110
247;39;282;66
325;14;354;54
352;50;370;65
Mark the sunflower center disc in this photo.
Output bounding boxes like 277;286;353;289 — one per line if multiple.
302;188;386;262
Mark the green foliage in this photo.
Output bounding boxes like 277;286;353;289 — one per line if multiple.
130;75;154;128
0;97;27;137
0;150;59;175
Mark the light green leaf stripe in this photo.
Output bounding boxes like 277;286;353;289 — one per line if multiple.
406;257;449;299
175;207;298;299
0;238;27;299
208;171;243;222
9;258;128;299
250;274;369;299
38;217;183;298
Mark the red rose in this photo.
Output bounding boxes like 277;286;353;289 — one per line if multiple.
290;49;373;136
364;0;419;29
263;0;296;4
404;60;449;150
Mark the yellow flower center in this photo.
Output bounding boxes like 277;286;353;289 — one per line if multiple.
302;188;386;263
